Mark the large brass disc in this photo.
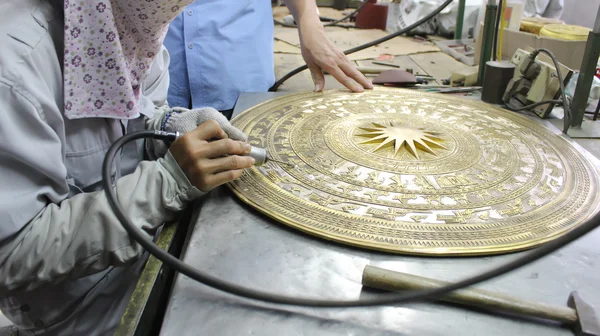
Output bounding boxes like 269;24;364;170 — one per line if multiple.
229;88;600;256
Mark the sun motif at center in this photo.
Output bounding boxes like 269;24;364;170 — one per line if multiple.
356;122;446;159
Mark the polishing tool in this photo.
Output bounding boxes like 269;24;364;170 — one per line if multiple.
248;146;294;167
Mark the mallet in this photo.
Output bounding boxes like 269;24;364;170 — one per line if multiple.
362;265;600;336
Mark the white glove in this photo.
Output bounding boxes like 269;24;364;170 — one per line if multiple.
146;106;247;160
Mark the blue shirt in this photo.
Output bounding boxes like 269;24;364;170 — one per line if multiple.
164;0;275;111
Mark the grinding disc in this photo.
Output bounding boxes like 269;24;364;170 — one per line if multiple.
229;88;600;256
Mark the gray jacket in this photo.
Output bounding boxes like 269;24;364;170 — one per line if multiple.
0;0;203;334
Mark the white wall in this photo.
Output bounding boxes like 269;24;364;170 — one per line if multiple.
561;0;599;28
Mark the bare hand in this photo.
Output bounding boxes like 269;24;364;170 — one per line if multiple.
169;120;255;192
298;22;373;92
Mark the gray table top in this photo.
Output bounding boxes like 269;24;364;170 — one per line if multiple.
160;92;600;336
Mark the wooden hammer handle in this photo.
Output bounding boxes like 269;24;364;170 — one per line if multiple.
362;265;578;324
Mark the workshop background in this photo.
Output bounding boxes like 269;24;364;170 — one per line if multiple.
563;0;599;28
273;0;600;157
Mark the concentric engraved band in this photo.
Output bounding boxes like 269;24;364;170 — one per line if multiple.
228;88;600;256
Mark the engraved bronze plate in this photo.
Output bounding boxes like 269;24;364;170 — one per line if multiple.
229;88;600;255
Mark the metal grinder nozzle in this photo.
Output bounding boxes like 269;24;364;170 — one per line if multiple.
248;146;269;166
248;146;294;167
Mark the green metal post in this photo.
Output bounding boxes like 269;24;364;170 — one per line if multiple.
454;0;467;40
477;0;498;85
570;6;600;128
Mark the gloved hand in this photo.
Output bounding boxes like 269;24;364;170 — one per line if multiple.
146;106;247;160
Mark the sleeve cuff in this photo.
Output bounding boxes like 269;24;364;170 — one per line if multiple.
158;151;205;202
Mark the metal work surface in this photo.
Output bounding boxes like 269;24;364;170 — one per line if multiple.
160;92;600;336
229;88;600;255
116;209;196;336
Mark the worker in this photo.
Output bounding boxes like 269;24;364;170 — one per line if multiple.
524;0;564;19
0;0;256;335
164;0;373;118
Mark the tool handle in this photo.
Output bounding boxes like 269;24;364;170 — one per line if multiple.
372;61;400;68
356;67;389;74
248;146;268;165
362;265;578;324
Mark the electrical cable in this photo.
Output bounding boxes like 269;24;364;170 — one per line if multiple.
502;49;570;132
530;48;572;133
492;0;504;61
273;2;367;28
273;19;354;29
268;0;455;92
506;99;563;111
319;16;338;22
103;130;600;308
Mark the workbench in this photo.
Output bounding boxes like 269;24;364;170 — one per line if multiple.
119;92;600;336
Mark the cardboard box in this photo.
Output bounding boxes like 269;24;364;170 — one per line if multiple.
475;23;588;70
474;22;484;66
501;28;587;70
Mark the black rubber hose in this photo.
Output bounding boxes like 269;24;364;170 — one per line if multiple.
273;19;354;29
103;130;600;308
531;48;571;133
274;2;367;28
268;0;455;92
534;48;571;134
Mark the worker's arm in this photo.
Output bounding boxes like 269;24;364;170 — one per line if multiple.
0;83;253;296
524;0;564;19
543;0;564;19
0;81;204;295
283;0;373;92
140;44;171;112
